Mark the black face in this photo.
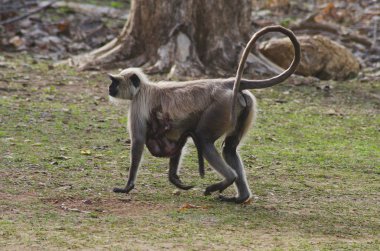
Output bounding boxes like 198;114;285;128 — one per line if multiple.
108;76;119;97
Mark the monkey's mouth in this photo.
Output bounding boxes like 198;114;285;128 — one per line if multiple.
109;87;118;97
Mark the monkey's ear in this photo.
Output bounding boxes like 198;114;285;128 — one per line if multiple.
129;74;140;88
108;74;119;84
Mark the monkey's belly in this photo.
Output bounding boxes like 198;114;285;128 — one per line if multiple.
146;137;181;158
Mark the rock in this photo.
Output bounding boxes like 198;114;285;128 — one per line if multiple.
9;36;26;49
259;35;360;80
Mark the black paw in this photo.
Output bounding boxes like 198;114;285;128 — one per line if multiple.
219;195;251;204
218;195;237;203
205;179;235;196
204;187;212;196
113;184;135;193
173;181;194;190
169;175;194;190
204;183;221;196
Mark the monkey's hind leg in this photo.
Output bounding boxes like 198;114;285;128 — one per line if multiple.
220;136;252;203
220;92;255;203
202;142;237;196
195;103;238;196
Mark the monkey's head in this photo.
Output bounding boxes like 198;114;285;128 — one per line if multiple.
108;72;141;100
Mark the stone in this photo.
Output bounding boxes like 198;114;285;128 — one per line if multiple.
259;35;360;80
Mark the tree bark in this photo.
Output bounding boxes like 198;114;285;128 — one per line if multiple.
69;0;252;77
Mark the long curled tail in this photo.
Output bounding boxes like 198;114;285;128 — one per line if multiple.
231;25;301;119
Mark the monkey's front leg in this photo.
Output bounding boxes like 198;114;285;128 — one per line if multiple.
113;138;145;193
168;150;194;190
113;125;146;193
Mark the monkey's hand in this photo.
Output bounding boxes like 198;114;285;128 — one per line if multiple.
169;174;194;190
113;184;135;193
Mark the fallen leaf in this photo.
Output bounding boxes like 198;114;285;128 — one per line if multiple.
56;20;70;33
94;154;104;159
323;2;335;15
178;203;209;211
80;149;92;155
9;36;25;48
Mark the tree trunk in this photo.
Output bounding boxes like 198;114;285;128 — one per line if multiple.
70;0;252;77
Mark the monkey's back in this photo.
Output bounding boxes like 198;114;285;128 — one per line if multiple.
154;79;233;120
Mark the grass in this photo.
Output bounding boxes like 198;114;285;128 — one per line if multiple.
69;0;130;9
0;53;379;250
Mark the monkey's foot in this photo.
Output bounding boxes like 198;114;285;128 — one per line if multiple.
169;174;194;190
218;195;252;204
204;178;236;196
204;184;219;196
113;184;135;193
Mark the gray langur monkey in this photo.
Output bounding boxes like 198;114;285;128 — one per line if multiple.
108;25;301;203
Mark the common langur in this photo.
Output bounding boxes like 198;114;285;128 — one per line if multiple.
108;25;301;203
